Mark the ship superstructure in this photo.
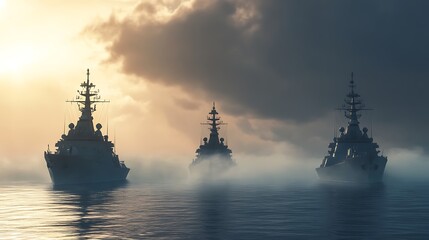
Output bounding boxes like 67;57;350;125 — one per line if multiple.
316;73;387;182
190;103;234;173
44;69;129;185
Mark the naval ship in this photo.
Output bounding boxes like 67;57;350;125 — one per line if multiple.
190;103;234;174
44;69;129;185
316;73;387;183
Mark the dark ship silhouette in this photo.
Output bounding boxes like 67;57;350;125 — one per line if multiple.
190;103;234;174
316;73;387;183
45;69;129;185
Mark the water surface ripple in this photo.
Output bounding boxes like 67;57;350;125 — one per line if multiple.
0;179;428;239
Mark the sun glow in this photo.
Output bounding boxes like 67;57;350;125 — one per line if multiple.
0;45;38;76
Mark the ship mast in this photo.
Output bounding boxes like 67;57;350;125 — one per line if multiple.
66;69;109;138
67;69;109;118
203;102;225;145
344;72;361;126
337;72;371;135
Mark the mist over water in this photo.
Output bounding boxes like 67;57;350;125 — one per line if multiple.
123;150;429;186
2;145;428;185
1;151;429;239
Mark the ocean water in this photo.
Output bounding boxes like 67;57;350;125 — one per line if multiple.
0;177;428;239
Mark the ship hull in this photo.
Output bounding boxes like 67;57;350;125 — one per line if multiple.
45;153;129;185
316;156;387;183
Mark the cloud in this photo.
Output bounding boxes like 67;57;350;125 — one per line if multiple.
88;0;429;151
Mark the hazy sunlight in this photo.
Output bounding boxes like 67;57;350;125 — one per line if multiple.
0;45;37;76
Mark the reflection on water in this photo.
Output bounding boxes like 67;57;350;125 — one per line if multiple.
51;182;129;239
0;182;131;239
195;183;231;240
319;182;386;239
0;180;428;239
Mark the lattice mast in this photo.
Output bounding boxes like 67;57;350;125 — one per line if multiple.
336;72;371;131
67;69;109;120
66;69;109;137
202;102;225;145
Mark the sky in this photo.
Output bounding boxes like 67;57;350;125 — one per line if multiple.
0;0;428;182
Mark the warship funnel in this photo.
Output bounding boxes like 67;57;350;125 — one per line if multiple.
316;73;387;183
190;103;235;175
44;69;129;185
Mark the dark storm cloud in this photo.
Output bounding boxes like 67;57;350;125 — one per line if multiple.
89;0;429;150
